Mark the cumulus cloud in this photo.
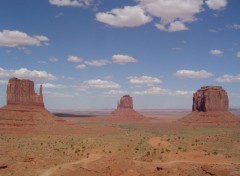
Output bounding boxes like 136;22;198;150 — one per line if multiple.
85;59;111;67
132;86;171;95
0;30;49;47
138;0;203;32
205;0;227;10
38;83;66;89
210;49;223;56
67;56;83;62
104;90;129;96
49;0;92;7
95;0;228;32
96;6;152;27
112;54;138;64
0;67;56;80
175;69;213;79
132;86;193;96
155;20;189;32
76;64;86;69
128;76;162;85
83;79;120;89
216;74;240;83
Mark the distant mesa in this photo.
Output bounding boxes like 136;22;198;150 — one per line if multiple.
180;86;240;125
0;77;65;130
111;95;145;119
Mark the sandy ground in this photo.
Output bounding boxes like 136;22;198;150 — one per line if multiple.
1;113;240;176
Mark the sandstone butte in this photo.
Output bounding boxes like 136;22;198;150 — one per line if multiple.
180;86;240;125
111;95;145;119
0;77;65;130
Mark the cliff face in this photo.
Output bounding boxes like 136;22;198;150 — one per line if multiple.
117;95;133;109
192;86;228;112
7;77;44;107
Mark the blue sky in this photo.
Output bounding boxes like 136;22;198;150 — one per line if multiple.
0;0;240;110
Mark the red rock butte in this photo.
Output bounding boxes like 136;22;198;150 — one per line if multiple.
111;95;145;120
180;86;240;125
192;86;228;112
0;78;65;131
7;77;44;107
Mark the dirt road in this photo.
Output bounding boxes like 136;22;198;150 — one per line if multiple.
40;154;102;176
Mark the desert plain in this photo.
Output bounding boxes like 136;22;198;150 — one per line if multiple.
1;109;240;176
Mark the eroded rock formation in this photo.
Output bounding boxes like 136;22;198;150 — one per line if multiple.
7;77;44;107
0;77;66;130
111;95;145;120
117;95;133;109
180;86;240;125
192;86;228;112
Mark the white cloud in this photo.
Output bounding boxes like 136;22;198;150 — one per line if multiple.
96;6;152;27
112;54;138;64
228;24;240;30
175;69;213;79
216;74;240;83
155;21;189;32
85;59;111;67
128;76;162;85
104;90;129;96
132;86;171;95
0;30;49;47
205;0;227;10
67;56;83;63
49;0;92;7
76;64;86;69
0;67;56;80
209;49;223;56
138;0;203;32
83;79;120;89
39;83;66;89
237;52;240;58
49;56;59;62
132;86;193;96
174;90;194;96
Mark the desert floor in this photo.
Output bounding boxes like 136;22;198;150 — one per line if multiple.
1;112;240;176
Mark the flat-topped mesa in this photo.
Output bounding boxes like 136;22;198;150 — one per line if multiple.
192;86;228;112
117;95;133;109
7;77;44;107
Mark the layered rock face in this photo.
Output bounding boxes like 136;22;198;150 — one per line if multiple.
7;77;44;107
180;86;240;125
192;86;228;112
117;95;133;109
111;95;144;119
0;77;65;130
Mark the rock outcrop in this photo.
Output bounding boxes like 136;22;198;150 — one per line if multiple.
0;77;65;131
192;86;228;112
111;95;145;120
117;95;133;109
7;77;44;107
180;86;240;126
